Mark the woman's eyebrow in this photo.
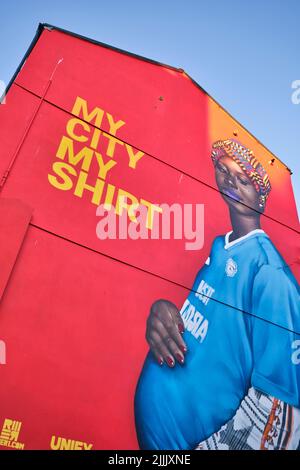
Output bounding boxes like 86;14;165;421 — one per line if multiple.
236;171;248;177
230;167;250;178
222;164;251;180
218;159;250;178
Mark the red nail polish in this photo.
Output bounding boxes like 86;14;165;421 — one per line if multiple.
178;323;184;334
167;356;174;367
180;344;187;353
158;357;164;366
175;353;184;364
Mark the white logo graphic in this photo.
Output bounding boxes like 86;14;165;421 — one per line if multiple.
291;340;300;365
195;279;215;306
291;80;300;105
180;299;209;344
225;258;238;277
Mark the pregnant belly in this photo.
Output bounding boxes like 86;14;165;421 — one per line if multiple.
134;336;230;450
134;332;247;450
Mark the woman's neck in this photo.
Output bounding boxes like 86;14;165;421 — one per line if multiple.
229;208;261;242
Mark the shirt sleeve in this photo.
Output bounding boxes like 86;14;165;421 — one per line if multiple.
250;264;300;407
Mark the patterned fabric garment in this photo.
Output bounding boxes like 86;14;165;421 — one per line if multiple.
196;387;300;450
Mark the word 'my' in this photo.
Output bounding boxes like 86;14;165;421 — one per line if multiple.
48;97;161;230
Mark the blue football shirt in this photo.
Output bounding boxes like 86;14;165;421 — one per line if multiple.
134;229;300;450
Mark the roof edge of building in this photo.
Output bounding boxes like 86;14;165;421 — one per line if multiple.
2;22;293;175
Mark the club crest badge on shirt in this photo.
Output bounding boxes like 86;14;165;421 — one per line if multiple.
225;258;238;277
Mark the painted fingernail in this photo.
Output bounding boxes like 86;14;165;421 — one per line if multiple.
167;356;174;367
178;323;184;334
158;357;164;366
175;353;184;364
180;344;187;353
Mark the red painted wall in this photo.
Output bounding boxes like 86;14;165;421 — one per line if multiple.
0;26;298;449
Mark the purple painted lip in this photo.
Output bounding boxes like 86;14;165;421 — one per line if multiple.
222;188;242;202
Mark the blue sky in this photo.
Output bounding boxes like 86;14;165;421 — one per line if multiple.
0;0;299;218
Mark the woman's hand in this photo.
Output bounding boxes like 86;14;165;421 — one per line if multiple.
146;299;187;367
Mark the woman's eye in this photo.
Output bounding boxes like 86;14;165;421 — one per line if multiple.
238;178;249;186
217;164;227;174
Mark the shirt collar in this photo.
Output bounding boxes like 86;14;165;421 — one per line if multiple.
224;229;266;250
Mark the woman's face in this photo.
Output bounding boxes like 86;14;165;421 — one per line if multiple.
214;155;263;215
